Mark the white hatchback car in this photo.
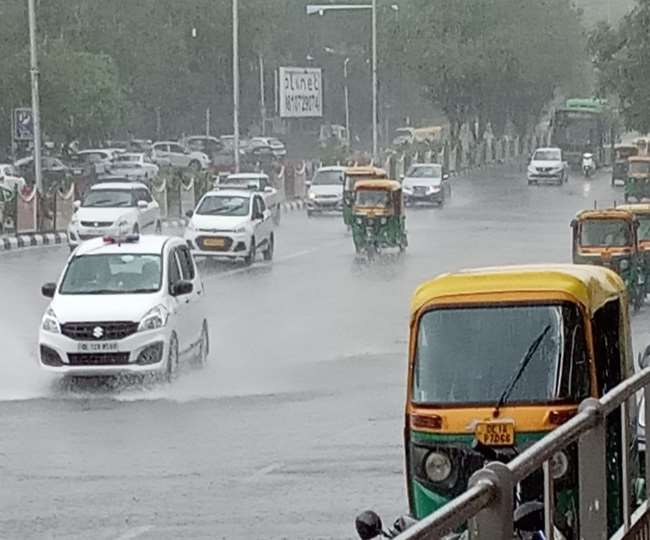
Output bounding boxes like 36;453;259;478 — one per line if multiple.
39;234;209;379
185;188;274;264
219;173;281;224
306;166;345;215
67;182;161;250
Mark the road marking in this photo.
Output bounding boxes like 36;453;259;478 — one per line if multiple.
243;462;282;483
113;525;154;540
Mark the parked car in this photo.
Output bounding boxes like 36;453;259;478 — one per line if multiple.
248;137;286;158
38;233;209;379
67;181;161;250
185;188;274;264
527;147;568;185
14;155;69;186
0;163;26;191
152;141;210;171
75;149;117;176
242;145;276;172
184;136;224;157
107;153;160;180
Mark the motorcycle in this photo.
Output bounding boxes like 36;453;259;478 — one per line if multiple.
582;153;595;178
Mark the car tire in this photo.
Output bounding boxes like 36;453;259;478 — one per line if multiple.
166;332;179;382
244;237;256;266
263;234;274;261
273;205;281;225
155;220;162;234
133;224;139;235
189;160;201;172
307;210;313;218
196;321;209;367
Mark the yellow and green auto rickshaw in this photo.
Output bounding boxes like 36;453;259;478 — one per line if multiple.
625;156;650;203
351;179;407;258
406;264;635;536
612;144;638;187
617;203;650;295
571;209;645;311
343;166;387;228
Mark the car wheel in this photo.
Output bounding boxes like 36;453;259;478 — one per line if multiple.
166;333;179;382
133;224;139;235
196;321;209;367
244;237;256;266
307;210;313;218
155;220;162;234
189;160;201;172
273;205;281;225
263;234;274;261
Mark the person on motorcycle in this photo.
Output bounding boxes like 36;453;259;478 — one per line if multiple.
582;153;595;177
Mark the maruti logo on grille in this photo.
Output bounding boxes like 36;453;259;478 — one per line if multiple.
93;326;104;339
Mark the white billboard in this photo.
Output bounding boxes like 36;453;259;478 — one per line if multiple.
279;67;322;118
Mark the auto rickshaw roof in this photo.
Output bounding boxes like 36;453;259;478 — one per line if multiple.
353;179;401;191
615;144;638;150
628;156;650;163
617;203;650;215
344;166;387;177
411;264;625;317
575;208;635;221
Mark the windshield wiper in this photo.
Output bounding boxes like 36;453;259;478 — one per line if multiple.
493;325;551;418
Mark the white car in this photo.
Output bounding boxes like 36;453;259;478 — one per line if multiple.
185;188;274;264
249;137;286;158
0;163;26;191
306;166;345;215
38;234;208;379
527;147;568;185
75;149;117;176
218;173;281;224
108;153;160;180
401;163;450;206
67;182;161;250
152;141;210;171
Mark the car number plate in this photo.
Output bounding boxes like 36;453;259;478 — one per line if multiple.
474;421;515;446
77;342;119;352
204;238;225;247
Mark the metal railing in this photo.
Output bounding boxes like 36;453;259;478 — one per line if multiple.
396;367;650;540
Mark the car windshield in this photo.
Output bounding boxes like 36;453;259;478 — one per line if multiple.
82;189;134;208
312;170;344;185
580;219;632;247
533;150;561;161
406;165;442;178
59;254;162;294
413;303;589;405
114;154;140;162
355;189;390;207
223;177;261;189
196;195;249;216
629;162;650;175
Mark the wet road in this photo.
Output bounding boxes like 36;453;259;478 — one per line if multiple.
1;164;648;540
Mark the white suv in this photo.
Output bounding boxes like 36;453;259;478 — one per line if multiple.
152;141;210;171
67;182;161;250
185;189;274;264
38;234;209;379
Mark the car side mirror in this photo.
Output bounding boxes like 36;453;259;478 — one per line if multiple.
73;200;81;209
640;345;650;369
137;200;148;209
570;219;577;229
443;173;450;180
185;209;193;218
355;511;383;540
171;279;193;296
41;282;56;298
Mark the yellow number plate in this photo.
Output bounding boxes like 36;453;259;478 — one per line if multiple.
474;421;515;446
203;238;225;247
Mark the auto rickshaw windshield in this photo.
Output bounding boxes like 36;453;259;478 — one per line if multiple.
637;216;650;241
413;303;589;405
355;189;390;207
629;161;650;175
580;219;632;247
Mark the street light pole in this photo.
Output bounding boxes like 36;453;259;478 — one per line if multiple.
232;0;240;173
343;57;350;148
371;0;378;160
27;0;43;193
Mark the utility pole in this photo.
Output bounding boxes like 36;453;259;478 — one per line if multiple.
27;0;43;193
232;0;240;172
259;53;266;136
371;0;378;160
344;58;351;148
206;107;211;136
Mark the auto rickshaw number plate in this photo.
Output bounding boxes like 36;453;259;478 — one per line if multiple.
203;237;225;247
474;420;515;446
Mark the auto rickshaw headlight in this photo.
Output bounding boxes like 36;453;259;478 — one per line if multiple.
549;450;569;480
356;217;363;224
380;217;387;225
620;259;630;271
424;451;452;482
308;192;317;199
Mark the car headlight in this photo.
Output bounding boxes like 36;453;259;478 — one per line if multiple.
430;186;441;193
308;192;317;200
403;187;413;194
527;166;536;174
549;450;569;480
69;217;79;226
233;226;246;233
138;305;169;332
620;259;630;271
41;308;61;333
424;451;452;482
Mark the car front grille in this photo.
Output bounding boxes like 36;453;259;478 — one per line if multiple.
61;321;139;341
67;352;131;366
81;221;113;227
